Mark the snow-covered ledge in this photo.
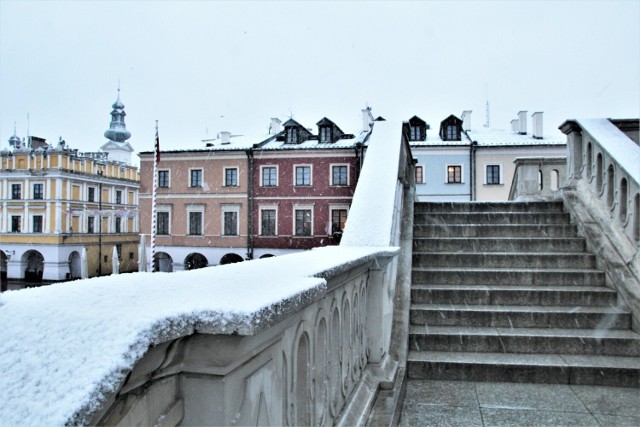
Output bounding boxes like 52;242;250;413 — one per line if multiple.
0;120;414;426
508;156;566;201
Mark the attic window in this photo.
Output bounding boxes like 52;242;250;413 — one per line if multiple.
286;127;298;144
410;125;423;141
445;125;460;141
319;126;332;143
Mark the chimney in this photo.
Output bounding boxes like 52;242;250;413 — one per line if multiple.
220;131;231;145
518;111;527;135
532;112;543;139
269;118;281;134
510;119;519;133
362;107;373;132
461;110;472;131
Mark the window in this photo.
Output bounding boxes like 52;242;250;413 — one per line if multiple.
11;184;21;200
415;166;424;184
446;125;460;141
129;252;135;260
33;183;44;200
295;166;311;186
331;209;348;233
286;127;298;144
223;211;238;235
261;209;276;235
188;211;203;235
486;165;501;185
87;216;95;233
115;217;122;233
447;165;462;183
224;168;238;187
11;216;21;233
116;244;122;259
331;165;348;186
157;211;170;235
88;187;95;202
295;209;312;236
190;169;203;188
32;215;43;233
115;190;122;204
261;166;277;187
319;127;332;143
410;126;422;141
158;170;170;188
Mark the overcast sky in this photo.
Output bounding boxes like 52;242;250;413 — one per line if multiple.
1;0;638;157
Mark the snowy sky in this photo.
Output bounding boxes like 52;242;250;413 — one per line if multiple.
1;0;638;156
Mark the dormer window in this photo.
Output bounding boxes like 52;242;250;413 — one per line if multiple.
407;116;428;141
319;126;332;144
439;114;463;141
286;127;298;144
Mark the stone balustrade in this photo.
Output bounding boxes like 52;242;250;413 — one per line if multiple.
509;156;567;201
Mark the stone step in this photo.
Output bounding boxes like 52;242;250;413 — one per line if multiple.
413;252;596;269
414;224;578;238
406;351;640;387
411;285;618;307
409;326;640;357
414;202;565;213
412;268;605;286
410;304;631;329
413;237;586;253
414;212;571;225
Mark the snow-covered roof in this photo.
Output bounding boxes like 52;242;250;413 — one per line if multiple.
0;246;395;426
258;129;368;151
575;118;640;183
466;127;565;147
408;132;470;147
138;133;275;157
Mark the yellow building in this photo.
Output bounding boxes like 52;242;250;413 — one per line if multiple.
0;93;140;283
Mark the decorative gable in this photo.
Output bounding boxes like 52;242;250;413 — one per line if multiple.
439;114;463;141
280;119;313;144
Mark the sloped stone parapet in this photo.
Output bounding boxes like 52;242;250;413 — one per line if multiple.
562;181;640;331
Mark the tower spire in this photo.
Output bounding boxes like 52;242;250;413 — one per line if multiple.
104;86;131;143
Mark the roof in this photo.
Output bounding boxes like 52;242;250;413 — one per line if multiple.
139;133;275;157
465;127;565;147
259;129;368;151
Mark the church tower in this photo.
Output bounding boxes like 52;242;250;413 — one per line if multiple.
101;87;135;165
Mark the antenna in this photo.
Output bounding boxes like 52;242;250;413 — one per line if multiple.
484;84;491;128
27;113;30;146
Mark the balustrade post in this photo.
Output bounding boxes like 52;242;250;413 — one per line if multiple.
366;256;395;364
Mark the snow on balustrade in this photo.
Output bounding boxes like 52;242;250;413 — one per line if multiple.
0;119;406;426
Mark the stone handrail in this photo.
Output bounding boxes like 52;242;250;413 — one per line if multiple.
509;156;567;201
560;118;640;330
0;120;415;426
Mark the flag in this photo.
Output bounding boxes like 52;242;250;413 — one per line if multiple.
155;129;161;164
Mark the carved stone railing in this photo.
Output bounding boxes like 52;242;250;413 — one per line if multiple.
0;119;415;426
560;118;640;330
509;156;567;201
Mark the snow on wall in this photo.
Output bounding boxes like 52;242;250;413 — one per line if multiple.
576;118;640;184
0;246;394;426
341;120;404;247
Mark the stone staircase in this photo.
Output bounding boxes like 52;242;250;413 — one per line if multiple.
408;201;640;387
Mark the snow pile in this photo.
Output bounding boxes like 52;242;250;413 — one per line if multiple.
576;118;640;183
341;119;403;247
0;246;393;426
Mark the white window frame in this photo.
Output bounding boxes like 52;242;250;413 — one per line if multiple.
293;204;314;236
259;204;278;236
328;204;350;234
330;163;350;186
10;214;22;233
186;204;205;235
11;183;22;200
415;165;425;184
32;182;45;200
445;164;464;184
115;189;123;204
223;167;239;187
158;169;171;188
87;186;97;202
189;168;204;188
31;214;44;233
221;204;240;236
260;165;279;187
294;164;313;187
484;163;503;185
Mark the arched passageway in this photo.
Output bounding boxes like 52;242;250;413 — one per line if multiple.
23;250;44;282
220;253;244;265
185;253;208;270
153;252;173;272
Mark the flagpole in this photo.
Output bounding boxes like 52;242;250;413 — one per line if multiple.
151;120;159;272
